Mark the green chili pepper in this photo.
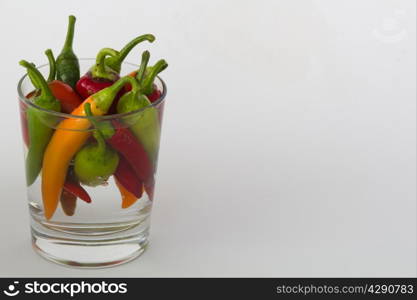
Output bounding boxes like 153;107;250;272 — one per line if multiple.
19;60;61;186
105;34;155;74
140;58;168;95
117;51;162;164
56;15;80;88
26;49;56;96
73;103;119;187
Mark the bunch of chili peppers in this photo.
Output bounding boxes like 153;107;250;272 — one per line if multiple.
20;16;168;220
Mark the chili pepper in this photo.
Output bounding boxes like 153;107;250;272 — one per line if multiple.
114;156;143;199
21;50;82;149
107;120;153;183
63;181;91;203
74;103;119;186
60;189;77;216
24;50;82;113
141;59;168;102
56;15;80;88
126;58;168;103
19;60;61;186
144;177;155;201
76;34;154;105
49;81;83;113
41;76;136;220
105;34;155;74
75;48;121;99
63;167;91;203
115;177;141;209
45;49;83;113
117;65;161;166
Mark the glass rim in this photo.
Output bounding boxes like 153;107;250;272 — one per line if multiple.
17;59;167;120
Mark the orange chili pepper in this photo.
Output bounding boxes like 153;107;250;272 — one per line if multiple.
115;178;140;209
41;76;136;220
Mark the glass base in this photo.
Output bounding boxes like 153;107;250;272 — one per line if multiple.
30;216;150;268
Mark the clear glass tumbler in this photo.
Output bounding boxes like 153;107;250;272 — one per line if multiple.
17;60;166;268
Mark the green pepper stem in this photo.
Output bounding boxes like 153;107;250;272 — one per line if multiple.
20;60;53;99
93;76;139;112
62;15;76;52
45;49;56;82
141;59;168;95
27;63;41;90
84;103;106;154
94;48;119;79
117;34;155;66
135;51;150;84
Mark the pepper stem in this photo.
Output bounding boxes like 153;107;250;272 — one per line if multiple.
84;103;106;154
141;59;168;95
62;15;76;52
45;49;56;82
105;34;155;73
93;76;139;112
135;51;150;84
20;60;53;99
93;48;119;80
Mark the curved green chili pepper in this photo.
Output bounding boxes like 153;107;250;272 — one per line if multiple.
20;60;61;186
26;50;56;97
117;51;161;164
105;34;155;74
56;15;80;88
140;59;168;95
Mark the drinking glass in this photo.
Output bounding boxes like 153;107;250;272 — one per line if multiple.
17;59;166;268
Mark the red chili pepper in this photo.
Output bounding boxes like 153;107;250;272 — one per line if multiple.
60;166;92;203
144;176;155;201
114;156;143;199
60;189;77;216
108;120;153;182
49;80;83;113
75;48;120;99
75;35;154;100
147;87;162;103
63;180;91;203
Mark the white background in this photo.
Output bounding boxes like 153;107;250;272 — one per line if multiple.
0;0;415;277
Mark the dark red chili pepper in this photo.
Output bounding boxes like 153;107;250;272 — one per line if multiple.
144;176;155;201
60;189;77;216
114;156;143;199
107;120;153;182
61;166;92;203
75;48;120;99
147;88;162;103
60;166;91;216
63;181;91;203
75;34;154;100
